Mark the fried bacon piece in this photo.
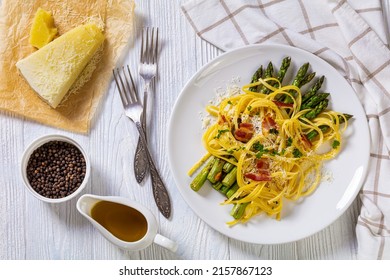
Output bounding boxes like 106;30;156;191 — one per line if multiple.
262;115;277;132
301;134;312;149
273;100;293;108
256;159;270;170
244;172;271;181
218;114;228;125
234;122;254;143
245;159;272;182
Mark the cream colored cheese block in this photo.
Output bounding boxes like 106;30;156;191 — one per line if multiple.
16;23;105;108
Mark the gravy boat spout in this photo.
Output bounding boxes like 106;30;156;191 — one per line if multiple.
76;194;177;252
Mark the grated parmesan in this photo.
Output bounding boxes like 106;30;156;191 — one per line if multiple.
321;169;334;183
199;77;242;129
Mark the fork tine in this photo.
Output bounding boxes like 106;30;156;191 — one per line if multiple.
113;66;138;105
140;28;145;64
120;66;133;103
154;28;159;64
113;68;128;106
140;27;148;64
145;27;150;63
149;27;159;64
149;27;155;64
117;67;132;105
140;27;159;65
125;65;138;103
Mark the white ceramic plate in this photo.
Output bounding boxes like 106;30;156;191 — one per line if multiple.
167;44;370;244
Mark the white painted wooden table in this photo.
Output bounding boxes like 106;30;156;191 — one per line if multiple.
1;0;389;260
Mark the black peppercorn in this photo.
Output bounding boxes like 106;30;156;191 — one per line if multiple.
26;141;86;199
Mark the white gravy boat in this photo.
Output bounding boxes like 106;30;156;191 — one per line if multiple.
76;194;177;252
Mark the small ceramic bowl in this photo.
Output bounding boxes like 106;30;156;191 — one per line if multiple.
20;134;91;203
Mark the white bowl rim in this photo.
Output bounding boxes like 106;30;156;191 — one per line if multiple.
20;134;91;203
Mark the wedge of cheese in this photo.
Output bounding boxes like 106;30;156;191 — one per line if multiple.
29;8;58;49
16;23;105;108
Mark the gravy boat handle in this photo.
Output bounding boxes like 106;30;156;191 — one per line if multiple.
154;234;178;252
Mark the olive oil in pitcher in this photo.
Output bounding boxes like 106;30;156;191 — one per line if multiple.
91;201;148;242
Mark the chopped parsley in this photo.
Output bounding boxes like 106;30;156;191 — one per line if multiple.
252;141;264;152
332;140;340;149
253;141;275;158
255;152;264;158
215;129;230;139
226;147;244;154
269;128;278;135
286;137;293;147
227;100;233;105
247;105;252;111
292;148;302;158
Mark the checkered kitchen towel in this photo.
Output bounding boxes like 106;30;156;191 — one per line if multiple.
182;0;390;259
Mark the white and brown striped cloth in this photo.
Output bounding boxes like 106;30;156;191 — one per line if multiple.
182;0;390;259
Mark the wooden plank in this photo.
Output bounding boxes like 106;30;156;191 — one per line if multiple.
0;0;371;259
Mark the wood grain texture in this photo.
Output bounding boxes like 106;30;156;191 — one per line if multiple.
1;0;387;260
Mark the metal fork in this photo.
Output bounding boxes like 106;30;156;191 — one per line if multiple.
134;27;159;184
113;66;171;219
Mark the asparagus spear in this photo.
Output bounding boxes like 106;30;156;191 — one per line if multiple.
292;62;310;88
277;56;291;84
250;65;263;83
341;113;353;121
250;57;291;93
219;184;232;195
304;99;329;119
264;62;274;78
222;167;237;188
226;183;239;199
284;62;310;103
301;92;330;110
212;181;223;191
207;158;225;184
190;157;216;191
299;72;316;87
260;62;274;94
256;65;268;92
306;126;328;141
249;65;263;92
222;159;237;173
230;203;249;219
305;113;353;141
301;75;325;104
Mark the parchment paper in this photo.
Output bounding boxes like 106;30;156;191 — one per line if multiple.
0;0;135;133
